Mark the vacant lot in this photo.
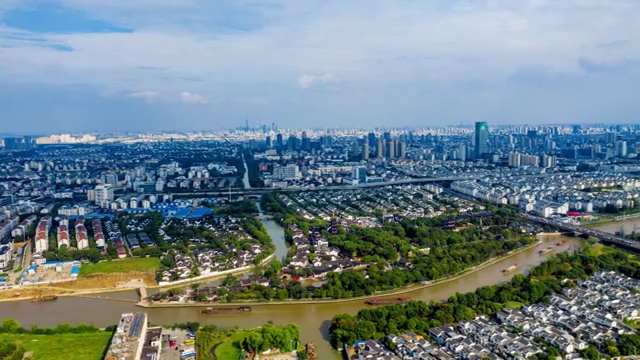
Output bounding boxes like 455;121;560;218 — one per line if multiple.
4;332;112;360
79;258;161;276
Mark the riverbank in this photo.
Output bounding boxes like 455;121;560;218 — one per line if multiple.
137;238;551;308
582;213;640;229
0;254;276;304
156;254;275;289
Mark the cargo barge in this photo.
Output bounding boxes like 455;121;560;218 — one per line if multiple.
365;297;411;306
539;247;555;255
30;295;58;302
501;264;520;273
201;306;251;315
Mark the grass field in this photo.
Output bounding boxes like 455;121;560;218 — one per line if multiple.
196;330;247;360
79;257;161;276
4;332;112;360
503;301;524;309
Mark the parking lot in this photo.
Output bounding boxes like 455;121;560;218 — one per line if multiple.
160;328;195;360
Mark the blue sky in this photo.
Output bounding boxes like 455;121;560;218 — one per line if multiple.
0;0;639;133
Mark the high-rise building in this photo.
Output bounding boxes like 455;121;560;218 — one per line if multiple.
458;144;467;162
101;173;118;188
542;154;556;168
301;131;310;151
398;141;406;159
367;133;376;148
376;138;385;158
273;164;300;180
521;154;540;167
93;184;114;207
352;141;360;158
474;122;489;159
604;132;617;145
265;136;272;148
352;167;367;184
363;142;370;160
287;135;299;150
387;139;395;159
615;140;628;157
508;151;521;168
276;134;283;148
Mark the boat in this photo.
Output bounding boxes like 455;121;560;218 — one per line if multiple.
30;295;58;302
501;265;520;273
539;247;555;255
365;297;411;306
201;306;251;315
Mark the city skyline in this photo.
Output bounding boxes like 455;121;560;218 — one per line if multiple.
1;1;640;132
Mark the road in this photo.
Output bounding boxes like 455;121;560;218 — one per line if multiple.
521;213;640;252
170;173;556;197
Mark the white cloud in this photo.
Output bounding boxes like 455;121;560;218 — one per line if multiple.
297;72;339;89
127;91;159;102
180;91;208;104
1;0;640;127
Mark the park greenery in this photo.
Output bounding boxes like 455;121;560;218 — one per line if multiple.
329;244;640;358
195;323;301;360
0;319;113;360
215;194;534;301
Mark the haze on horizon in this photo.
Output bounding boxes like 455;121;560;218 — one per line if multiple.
1;0;639;133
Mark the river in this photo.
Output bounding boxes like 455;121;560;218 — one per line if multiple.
6;198;632;359
0;234;582;359
594;216;640;236
243;153;289;260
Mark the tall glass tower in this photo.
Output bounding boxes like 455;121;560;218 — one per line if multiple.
474;121;488;160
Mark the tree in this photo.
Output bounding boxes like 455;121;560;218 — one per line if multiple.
579;346;600;360
0;319;21;333
245;331;264;351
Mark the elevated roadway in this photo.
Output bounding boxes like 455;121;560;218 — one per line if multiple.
521;213;640;252
170;173;554;198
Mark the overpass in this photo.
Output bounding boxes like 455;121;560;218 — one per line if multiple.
170;173;555;198
521;213;640;252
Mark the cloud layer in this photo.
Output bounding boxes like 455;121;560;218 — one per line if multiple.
180;91;208;104
0;0;639;132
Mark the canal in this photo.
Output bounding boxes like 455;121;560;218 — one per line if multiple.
0;234;583;359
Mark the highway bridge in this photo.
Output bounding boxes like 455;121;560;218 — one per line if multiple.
521;213;640;252
170;173;555;198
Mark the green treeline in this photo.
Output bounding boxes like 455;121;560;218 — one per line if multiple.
0;318;107;336
0;318;111;359
196;323;301;360
248;193;535;300
329;246;640;354
242;148;264;188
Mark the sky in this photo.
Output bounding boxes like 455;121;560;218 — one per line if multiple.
1;0;639;133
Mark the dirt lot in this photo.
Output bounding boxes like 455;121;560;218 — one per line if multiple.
0;286;75;301
0;271;155;301
53;271;156;290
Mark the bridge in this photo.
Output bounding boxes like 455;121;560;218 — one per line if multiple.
170;173;555;198
521;213;640;252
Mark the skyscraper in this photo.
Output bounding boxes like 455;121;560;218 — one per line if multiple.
387;139;395;159
376;138;385;158
474;121;488;160
367;132;376;148
363;142;370;160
